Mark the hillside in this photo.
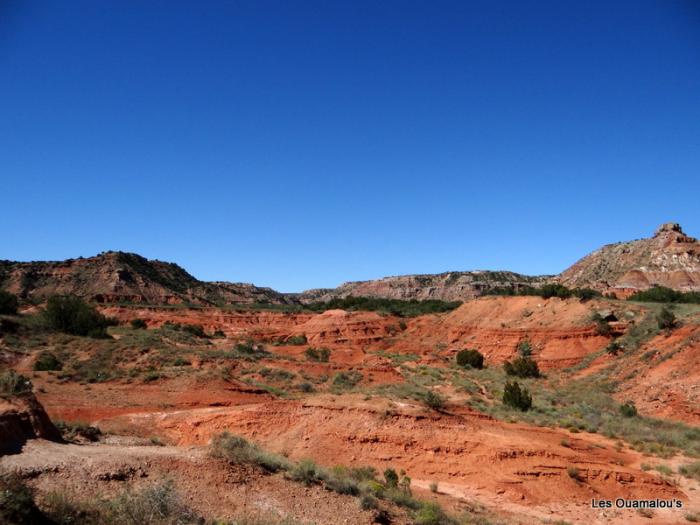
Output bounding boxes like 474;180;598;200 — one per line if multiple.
0;251;292;306
559;223;700;295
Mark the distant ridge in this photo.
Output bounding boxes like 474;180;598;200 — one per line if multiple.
0;251;293;305
2;223;699;305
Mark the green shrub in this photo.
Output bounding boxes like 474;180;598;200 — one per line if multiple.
414;502;455;525
384;468;399;488
567;466;582;481
288;459;323;486
33;351;63;371
503;356;540;378
44;295;112;337
591;313;612;336
455;349;484;369
606;340;622;356
0;471;46;524
0;370;33;397
305;347;331;362
131;319;148;329
517;339;533;357
503;381;532;411
286;334;307;345
360;494;379;510
420;390;446;411
628;286;700;304
210;432;289;472
182;324;206;338
679;461;700;481
0;290;19;315
620;402;638;418
656;307;676;330
105;480;200;525
331;371;363;390
54;421;102;442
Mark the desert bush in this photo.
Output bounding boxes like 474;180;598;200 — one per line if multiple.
620;402;638;418
0;290;19;315
105;480;200;524
420;390;446;411
567;466;582;481
54;421;102;442
591;313;612;336
606;340;622;356
288;459;323;486
331;371;363;390
33;351;63;371
360;494;379;510
502;381;532;411
516;339;533;357
429;481;438;493
0;471;47;524
286;334;307;345
304;347;331;362
414;502;456;525
679;461;700;481
656;307;676;330
210;432;289;473
44;295;112;337
455;349;484;369
259;367;295;382
212;329;225;338
0;370;33;398
503;356;540;378
384;468;399;488
181;324;206;338
130;319;147;329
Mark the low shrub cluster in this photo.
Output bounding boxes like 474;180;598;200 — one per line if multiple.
628;286;700;304
43;295;114;338
304;347;331;362
285;334;308;345
503;357;540;378
0;290;19;315
33;351;63;371
210;432;290;472
656;307;676;330
455;349;484;369
54;421;102;442
485;284;600;300
0;370;33;398
130;318;148;329
331;371;363;390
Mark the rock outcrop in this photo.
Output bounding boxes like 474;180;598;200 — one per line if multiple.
0;393;62;455
558;223;700;295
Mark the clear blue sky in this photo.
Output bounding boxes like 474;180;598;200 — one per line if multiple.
2;1;699;292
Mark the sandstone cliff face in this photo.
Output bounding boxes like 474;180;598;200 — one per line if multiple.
558;223;700;294
298;271;549;303
0;393;62;455
0;251;293;306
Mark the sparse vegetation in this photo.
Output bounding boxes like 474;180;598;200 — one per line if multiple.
455;349;484;369
0;370;33;397
331;371;363;391
0;290;19;314
420;390;446;411
679;461;700;481
485;284;601;300
286;334;308;345
210;432;289;472
54;421;102;442
0;471;45;524
306;296;462;317
305;347;331;362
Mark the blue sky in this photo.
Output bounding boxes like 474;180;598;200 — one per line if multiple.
2;1;699;292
